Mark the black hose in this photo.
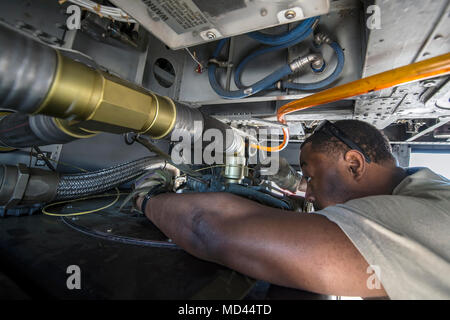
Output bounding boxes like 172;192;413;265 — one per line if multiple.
61;216;180;249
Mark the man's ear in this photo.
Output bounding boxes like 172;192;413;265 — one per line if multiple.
344;150;366;180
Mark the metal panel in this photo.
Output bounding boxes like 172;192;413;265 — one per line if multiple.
362;0;450;77
111;0;330;49
71;31;144;83
354;76;450;129
0;0;66;43
176;5;363;105
141;34;186;100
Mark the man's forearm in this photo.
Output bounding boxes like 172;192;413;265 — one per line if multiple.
137;192;262;262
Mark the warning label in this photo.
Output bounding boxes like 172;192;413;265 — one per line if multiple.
142;0;210;34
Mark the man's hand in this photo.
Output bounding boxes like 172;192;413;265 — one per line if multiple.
135;196;144;213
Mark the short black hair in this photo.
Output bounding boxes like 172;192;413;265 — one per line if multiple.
301;120;395;164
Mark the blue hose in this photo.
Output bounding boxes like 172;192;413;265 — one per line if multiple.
247;18;315;46
208;58;292;99
208;16;344;99
208;39;293;99
234;19;316;89
281;41;345;90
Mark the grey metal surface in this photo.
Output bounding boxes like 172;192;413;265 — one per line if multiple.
362;0;450;77
351;0;450;129
354;77;450;129
142;33;186;100
70;31;143;83
111;0;330;49
176;5;363;105
0;0;67;43
425;78;450;110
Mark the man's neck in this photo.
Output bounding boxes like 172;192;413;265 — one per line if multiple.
361;165;408;197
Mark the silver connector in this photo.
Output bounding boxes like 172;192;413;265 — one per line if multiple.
314;32;333;46
289;53;325;73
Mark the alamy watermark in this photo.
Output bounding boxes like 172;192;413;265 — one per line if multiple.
66;5;81;30
170;121;281;175
366;265;382;290
66;265;81;290
366;5;381;30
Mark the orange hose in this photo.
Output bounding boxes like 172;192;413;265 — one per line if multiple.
250;127;289;152
277;53;450;122
251;53;450;152
255;53;450;152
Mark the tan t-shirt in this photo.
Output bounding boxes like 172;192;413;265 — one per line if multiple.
318;167;450;299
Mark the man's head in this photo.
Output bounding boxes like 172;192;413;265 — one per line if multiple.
299;120;399;210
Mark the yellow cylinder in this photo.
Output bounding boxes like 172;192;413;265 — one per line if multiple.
34;52;178;139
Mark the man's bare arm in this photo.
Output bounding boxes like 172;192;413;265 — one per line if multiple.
138;192;387;298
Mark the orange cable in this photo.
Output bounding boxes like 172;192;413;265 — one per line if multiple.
254;53;450;152
278;53;450;122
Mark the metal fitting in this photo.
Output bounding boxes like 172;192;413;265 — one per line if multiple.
314;32;333;46
289;53;325;73
0;164;59;207
224;154;246;184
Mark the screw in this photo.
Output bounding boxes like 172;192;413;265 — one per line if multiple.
422;80;436;87
206;31;216;40
260;8;268;16
285;10;296;19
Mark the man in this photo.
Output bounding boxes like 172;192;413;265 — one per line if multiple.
136;120;450;299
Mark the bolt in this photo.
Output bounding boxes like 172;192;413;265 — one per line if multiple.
284;10;296;19
260;8;268;16
422;80;436;87
206;31;216;40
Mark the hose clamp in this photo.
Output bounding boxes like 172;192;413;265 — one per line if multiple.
208;58;233;68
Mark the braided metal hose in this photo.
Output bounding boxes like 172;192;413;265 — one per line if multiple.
55;156;167;200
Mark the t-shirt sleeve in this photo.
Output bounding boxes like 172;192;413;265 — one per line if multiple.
317;196;450;299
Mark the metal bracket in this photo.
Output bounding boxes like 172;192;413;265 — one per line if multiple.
5;164;30;209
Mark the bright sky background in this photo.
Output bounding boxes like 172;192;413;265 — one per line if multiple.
409;152;450;179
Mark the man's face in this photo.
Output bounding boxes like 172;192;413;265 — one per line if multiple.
299;142;354;210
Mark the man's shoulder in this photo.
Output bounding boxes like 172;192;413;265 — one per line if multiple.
316;168;450;299
392;167;450;200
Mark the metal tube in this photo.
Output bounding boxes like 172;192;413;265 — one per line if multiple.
0;113;79;148
0;23;57;114
0;157;171;207
0;22;185;140
0;22;243;153
278;53;450;122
